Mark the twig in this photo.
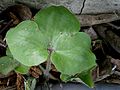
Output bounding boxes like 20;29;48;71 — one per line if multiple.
95;65;116;82
0;43;6;48
0;19;13;34
0;38;7;48
107;22;120;29
114;71;120;76
2;85;16;90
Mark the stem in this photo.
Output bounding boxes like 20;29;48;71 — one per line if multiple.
44;48;53;81
39;65;58;80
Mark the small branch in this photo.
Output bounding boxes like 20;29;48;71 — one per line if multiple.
0;19;13;34
107;22;120;29
0;38;7;48
114;71;120;76
95;65;116;82
0;42;7;48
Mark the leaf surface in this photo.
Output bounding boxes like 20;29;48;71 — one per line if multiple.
78;70;94;88
34;6;80;38
15;64;30;74
0;56;19;75
6;20;48;66
51;32;96;75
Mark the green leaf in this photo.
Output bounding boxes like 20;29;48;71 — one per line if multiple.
0;56;19;75
6;20;48;66
30;78;37;90
60;74;72;82
15;64;30;74
78;70;94;88
25;81;31;90
61;70;95;88
6;47;13;57
25;77;36;90
34;6;80;38
51;32;96;75
6;47;29;74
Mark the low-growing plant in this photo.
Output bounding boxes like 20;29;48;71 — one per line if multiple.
0;6;96;88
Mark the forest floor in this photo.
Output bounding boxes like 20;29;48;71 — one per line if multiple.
0;4;120;90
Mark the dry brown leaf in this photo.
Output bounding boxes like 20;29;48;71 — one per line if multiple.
16;73;24;90
29;66;42;78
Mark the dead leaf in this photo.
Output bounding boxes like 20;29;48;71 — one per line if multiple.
29;66;42;78
16;73;24;90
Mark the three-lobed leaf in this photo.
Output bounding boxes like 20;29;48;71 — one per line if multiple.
6;6;96;87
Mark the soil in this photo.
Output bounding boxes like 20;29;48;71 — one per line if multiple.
0;4;120;90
